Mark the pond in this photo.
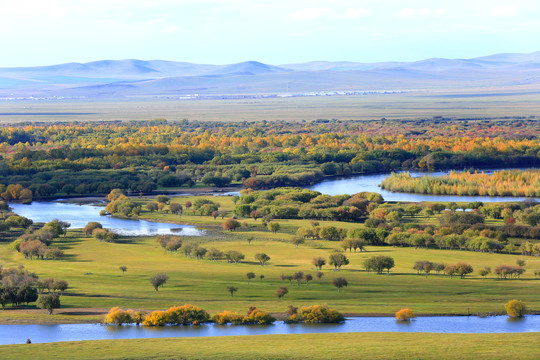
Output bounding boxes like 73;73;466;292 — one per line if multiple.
9;202;204;237
308;169;540;202
0;315;538;345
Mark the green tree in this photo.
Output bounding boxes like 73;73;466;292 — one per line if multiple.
246;272;255;284
329;252;349;271
150;273;169;291
268;222;280;233
37;293;60;314
312;257;326;270
255;253;270;266
227;286;238;297
332;277;348;293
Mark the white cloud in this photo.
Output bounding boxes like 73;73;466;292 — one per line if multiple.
291;7;331;21
398;7;418;18
492;4;517;17
397;7;448;18
160;25;180;33
344;8;371;19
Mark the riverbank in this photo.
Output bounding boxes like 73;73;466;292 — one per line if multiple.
2;332;540;359
2;307;539;326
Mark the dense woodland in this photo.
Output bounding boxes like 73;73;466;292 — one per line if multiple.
381;170;540;197
0;118;539;200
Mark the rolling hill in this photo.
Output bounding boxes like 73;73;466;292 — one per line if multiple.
0;51;539;98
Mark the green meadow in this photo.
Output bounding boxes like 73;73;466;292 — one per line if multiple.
1;196;539;325
2;332;540;360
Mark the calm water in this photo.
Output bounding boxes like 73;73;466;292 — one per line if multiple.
309;170;539;202
0;316;538;345
9;202;204;236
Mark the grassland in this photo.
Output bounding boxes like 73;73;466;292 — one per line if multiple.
0;89;539;123
1;196;540;325
2;332;540;360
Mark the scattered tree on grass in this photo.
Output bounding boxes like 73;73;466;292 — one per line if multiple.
363;256;395;274
275;286;288;300
207;248;223;261
268;222;280;233
170;203;183;215
316;271;324;282
222;218;241;231
119;266;127;274
494;265;526;279
259;274;264;282
304;274;313;286
246;272;255;284
37;293;60;315
224;250;245;264
332;277;348;293
312;257;326;270
292;237;305;248
413;260;434;276
150;273;169;291
293;271;304;286
93;229;119;243
329;252;349;271
156;195;170;204
146;202;159;213
227;286;238;297
479;267;491;279
83;222;102;235
255;253;270;266
455;263;474;279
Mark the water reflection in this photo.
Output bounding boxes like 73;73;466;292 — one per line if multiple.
1;316;538;345
9;202;204;237
309;169;539;202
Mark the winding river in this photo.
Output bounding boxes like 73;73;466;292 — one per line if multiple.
309;169;539;202
8;202;204;237
1;315;539;345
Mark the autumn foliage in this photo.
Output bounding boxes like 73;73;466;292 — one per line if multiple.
381;170;540;197
395;308;415;321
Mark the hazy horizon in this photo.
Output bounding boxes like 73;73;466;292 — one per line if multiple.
1;1;539;67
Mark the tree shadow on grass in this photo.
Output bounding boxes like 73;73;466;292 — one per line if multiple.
273;264;299;268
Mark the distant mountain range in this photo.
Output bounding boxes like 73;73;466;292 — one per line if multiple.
1;52;539;99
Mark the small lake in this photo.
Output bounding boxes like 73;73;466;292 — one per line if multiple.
309;169;540;202
9;202;204;237
0;316;538;345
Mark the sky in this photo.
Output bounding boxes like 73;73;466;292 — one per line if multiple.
0;0;539;67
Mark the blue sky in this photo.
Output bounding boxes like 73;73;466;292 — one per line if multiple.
1;0;539;66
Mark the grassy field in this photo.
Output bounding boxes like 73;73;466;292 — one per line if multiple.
2;332;540;359
1;195;539;325
0;90;539;123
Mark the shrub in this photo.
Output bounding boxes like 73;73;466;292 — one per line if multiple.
395;308;415;321
163;304;210;325
222;218;241;231
212;310;244;325
298;305;345;323
505;300;526;318
243;307;276;325
142;310;168;326
103;307;133;325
